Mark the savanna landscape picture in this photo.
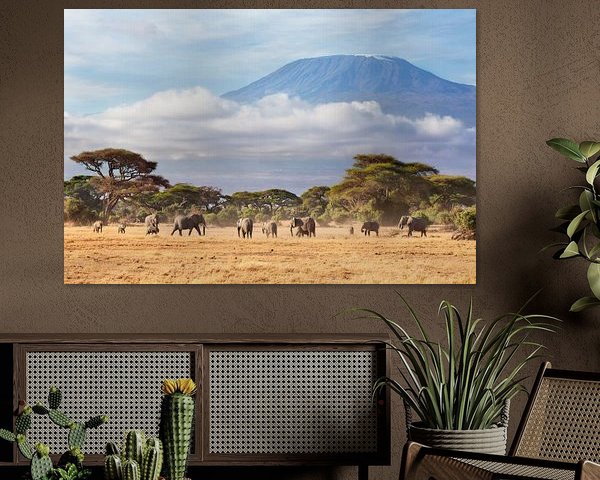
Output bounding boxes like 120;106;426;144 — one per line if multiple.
64;9;476;284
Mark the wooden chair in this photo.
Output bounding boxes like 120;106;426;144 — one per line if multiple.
401;362;600;480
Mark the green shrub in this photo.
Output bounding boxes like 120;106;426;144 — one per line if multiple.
454;206;476;232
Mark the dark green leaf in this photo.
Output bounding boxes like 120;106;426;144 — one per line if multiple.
555;204;581;220
588;242;600;259
587;262;600;299
547;138;586;162
559;241;580;258
549;221;569;234
567;210;589;238
579;190;597;222
587;159;600;185
579;141;600;159
539;242;569;254
570;296;600;312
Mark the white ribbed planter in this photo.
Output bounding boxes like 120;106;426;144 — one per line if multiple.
408;423;507;454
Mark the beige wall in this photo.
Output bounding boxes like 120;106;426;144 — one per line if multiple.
1;1;599;478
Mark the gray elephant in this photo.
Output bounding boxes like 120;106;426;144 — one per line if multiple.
171;213;206;236
92;221;102;233
290;217;316;237
117;223;126;234
399;215;429;237
237;218;253;239
262;221;278;238
145;214;160;235
361;221;379;236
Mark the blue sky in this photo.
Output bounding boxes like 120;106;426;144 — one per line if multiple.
64;9;476;193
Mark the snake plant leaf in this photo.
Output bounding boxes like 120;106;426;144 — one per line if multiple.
567;210;589;238
586;159;600;185
579;141;600;159
570;296;600;312
559;241;580;259
547;138;586;163
555;204;581;220
587;262;600;299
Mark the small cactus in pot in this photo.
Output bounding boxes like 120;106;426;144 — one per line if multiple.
104;433;163;480
160;378;197;480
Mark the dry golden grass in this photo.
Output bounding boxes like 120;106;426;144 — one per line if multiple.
64;224;475;284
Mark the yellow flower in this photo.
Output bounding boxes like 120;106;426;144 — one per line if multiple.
176;378;197;395
161;379;177;395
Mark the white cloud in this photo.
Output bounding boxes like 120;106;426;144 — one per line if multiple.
64;75;125;103
414;113;465;137
64;87;475;189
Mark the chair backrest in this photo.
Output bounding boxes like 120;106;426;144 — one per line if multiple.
511;362;600;463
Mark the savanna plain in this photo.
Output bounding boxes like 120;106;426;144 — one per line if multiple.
64;224;476;284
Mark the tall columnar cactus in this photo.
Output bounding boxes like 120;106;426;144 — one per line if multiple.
160;378;197;480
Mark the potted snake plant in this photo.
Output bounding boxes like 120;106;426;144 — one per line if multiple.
354;293;557;454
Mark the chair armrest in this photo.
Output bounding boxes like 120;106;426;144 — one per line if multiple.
401;441;579;480
580;460;600;480
401;442;492;480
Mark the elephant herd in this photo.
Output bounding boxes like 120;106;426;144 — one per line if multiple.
91;214;429;238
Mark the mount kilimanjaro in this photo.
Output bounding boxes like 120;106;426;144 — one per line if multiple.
222;54;475;126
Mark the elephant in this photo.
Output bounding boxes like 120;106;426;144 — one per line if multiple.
262;221;278;238
171;213;206;236
349;226;354;235
290;217;316;237
361;221;379;236
92;221;102;233
117;223;126;234
399;215;429;237
145;214;159;235
237;218;253;239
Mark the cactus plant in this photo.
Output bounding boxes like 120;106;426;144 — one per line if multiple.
0;428;16;442
104;442;123;480
160;378;197;480
0;386;107;480
104;434;162;480
31;443;53;480
15;406;32;434
141;438;163;480
124;430;145;468
123;459;140;480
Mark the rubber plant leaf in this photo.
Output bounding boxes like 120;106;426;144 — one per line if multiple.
555;204;581;220
547;138;586;163
586;159;600;185
570;296;600;312
579;141;600;159
587;262;600;299
559;241;580;259
567;210;589;238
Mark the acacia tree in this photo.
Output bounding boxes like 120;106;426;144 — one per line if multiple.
258;189;301;214
329;154;438;222
428;175;476;210
301;186;330;216
70;148;170;220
